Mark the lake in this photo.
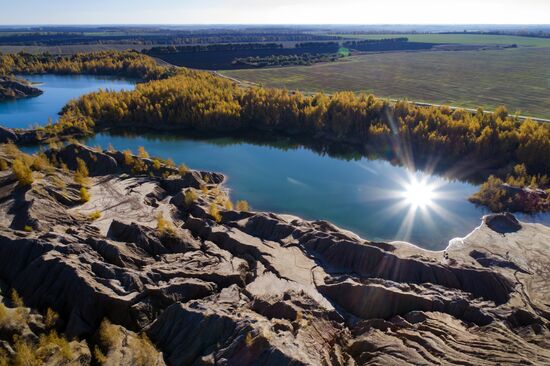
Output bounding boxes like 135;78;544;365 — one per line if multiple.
4;74;550;250
0;74;135;129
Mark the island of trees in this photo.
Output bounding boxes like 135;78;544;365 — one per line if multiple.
1;50;549;213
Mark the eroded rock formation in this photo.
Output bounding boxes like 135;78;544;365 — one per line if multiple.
0;143;549;365
0;76;42;101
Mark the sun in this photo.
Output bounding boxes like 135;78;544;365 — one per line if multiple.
402;177;435;209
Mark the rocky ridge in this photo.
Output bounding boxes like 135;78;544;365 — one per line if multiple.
0;143;549;365
0;76;43;102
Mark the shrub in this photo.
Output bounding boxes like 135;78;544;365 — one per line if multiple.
89;210;101;220
94;346;107;364
152;159;162;170
12;159;33;186
137;146;149;158
44;308;59;329
184;190;198;207
80;187;90;203
4;141;20;157
129;333;160;366
23;225;33;232
0;303;7;325
74;157;89;185
122;150;134;166
0;347;7;366
223;199;233;210
156;212;175;234
236;200;249;212
12;337;39;366
11;289;24;308
31;153;51;172
38;331;72;361
209;204;222;223
178;163;189;176
98;319;121;350
165;158;175;167
0;159;8;171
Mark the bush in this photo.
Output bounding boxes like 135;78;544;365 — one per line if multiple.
12;159;33;186
80;187;90;203
31;153;52;172
156;212;175;234
209;204;222;223
137;146;149;158
97;319;121;353
184;189;198;207
89;210;101;220
44;308;59;329
122;150;134;166
23;225;33;232
178;163;189;176
12;337;39;366
38;331;73;361
236;200;249;211
74;157;89;185
223;199;233;210
11;289;24;308
0;159;8;171
0;303;7;325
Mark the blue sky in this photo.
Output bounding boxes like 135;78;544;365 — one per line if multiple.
1;0;549;25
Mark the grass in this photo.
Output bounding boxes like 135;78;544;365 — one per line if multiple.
222;47;550;119
331;33;550;48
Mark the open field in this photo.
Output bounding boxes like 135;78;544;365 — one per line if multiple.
330;33;550;48
222;47;550;119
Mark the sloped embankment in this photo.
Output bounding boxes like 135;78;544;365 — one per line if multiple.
0;143;549;365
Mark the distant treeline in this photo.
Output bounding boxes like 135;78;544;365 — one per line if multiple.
144;43;284;54
0;31;338;46
343;38;435;51
145;37;434;70
233;53;344;67
442;31;550;39
144;42;342;70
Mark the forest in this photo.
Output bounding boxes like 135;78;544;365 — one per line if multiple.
143;42;342;69
0;50;171;80
0;27;338;46
342;38;435;51
232;52;344;67
2;50;549;212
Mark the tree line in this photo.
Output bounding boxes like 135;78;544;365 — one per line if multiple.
0;51;173;80
232;52;343;67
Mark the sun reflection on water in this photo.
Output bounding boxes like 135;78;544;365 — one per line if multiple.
363;168;466;244
401;176;436;209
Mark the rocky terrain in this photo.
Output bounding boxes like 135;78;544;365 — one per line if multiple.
0;143;549;365
0;76;42;101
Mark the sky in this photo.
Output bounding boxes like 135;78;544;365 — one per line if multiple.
1;0;549;25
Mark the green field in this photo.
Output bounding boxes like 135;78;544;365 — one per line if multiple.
331;33;550;48
222;47;550;119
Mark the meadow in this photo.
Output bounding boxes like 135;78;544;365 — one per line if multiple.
330;33;550;48
222;47;550;119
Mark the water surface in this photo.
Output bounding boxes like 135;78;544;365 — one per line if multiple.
81;133;550;250
0;74;134;129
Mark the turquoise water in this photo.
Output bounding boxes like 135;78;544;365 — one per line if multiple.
0;74;134;129
4;75;550;249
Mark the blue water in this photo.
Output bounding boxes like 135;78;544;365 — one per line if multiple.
0;74;134;129
4;75;550;250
